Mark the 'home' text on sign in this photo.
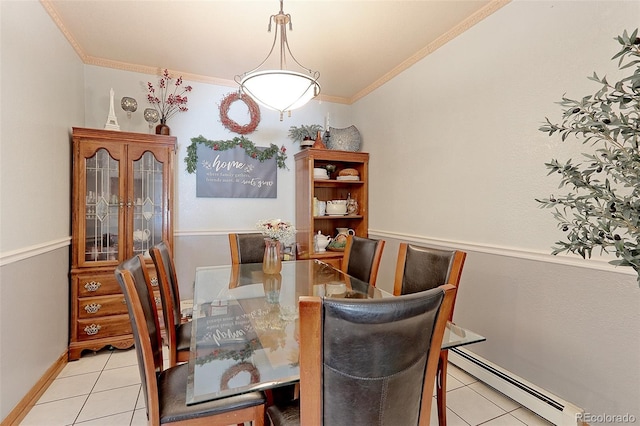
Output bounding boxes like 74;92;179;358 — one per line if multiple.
196;145;277;198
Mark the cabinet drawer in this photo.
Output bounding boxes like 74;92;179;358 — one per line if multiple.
78;294;128;318
76;315;132;341
75;273;121;297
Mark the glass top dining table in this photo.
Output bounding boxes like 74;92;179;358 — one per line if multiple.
186;259;485;406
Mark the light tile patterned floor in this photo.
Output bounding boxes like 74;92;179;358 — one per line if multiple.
20;347;555;425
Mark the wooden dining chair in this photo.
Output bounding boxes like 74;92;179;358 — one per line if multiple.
340;235;385;286
115;255;266;426
229;233;266;264
266;284;456;426
393;243;466;299
393;243;467;426
149;241;191;367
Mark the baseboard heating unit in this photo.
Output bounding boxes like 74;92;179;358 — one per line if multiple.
449;348;584;426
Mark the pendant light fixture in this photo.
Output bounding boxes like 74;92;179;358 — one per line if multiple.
235;0;321;121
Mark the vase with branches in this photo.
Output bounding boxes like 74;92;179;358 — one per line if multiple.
537;29;640;284
147;69;192;134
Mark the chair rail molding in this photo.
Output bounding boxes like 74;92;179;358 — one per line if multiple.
0;237;71;266
368;229;635;277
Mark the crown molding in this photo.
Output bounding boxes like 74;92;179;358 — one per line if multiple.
41;0;509;106
349;0;511;104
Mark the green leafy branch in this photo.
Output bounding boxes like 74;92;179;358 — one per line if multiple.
185;135;288;173
537;29;640;283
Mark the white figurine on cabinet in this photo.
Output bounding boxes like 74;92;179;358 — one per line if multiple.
104;88;120;131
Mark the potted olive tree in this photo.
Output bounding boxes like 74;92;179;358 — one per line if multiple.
288;124;323;149
537;29;640;284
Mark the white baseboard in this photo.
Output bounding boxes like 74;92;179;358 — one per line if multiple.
449;347;584;426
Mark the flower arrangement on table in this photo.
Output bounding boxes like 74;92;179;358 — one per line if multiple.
256;219;296;246
147;69;192;124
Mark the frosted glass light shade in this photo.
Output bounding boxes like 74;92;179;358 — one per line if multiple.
240;70;320;113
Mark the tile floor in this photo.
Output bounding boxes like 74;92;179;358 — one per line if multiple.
20;347;555;426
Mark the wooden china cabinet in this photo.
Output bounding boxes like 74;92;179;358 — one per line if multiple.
295;149;369;268
69;127;175;360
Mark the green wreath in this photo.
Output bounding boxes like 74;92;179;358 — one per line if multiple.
195;338;262;365
185;135;288;173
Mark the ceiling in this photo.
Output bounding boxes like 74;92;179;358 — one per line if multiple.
42;0;508;104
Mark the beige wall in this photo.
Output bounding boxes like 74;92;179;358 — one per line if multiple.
2;0;639;423
356;1;640;422
0;0;84;420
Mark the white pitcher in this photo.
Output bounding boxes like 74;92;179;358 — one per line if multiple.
314;231;332;252
133;229;150;242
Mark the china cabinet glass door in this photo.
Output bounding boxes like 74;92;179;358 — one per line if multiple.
83;147;121;264
131;151;165;257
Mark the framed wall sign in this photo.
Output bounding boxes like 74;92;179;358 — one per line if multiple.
196;144;277;198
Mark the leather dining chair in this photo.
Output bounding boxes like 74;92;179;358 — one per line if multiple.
150;241;191;367
393;243;467;426
229;233;266;264
340;235;385;286
115;255;266;426
393;243;466;299
266;284;457;426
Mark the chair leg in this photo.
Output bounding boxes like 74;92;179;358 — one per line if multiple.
437;350;448;426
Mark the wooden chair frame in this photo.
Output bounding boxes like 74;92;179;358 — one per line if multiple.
393;243;466;319
340;235;385;287
150;243;190;367
229;233;242;265
116;256;265;426
298;284;456;425
229;232;266;265
392;243;467;426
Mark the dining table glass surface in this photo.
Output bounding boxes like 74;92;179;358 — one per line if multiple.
186;259;484;406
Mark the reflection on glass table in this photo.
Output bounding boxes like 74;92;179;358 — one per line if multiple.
186;260;485;407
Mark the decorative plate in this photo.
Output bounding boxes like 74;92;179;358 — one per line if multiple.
327;125;361;151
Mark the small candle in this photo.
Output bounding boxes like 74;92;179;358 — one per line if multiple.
325;113;330;131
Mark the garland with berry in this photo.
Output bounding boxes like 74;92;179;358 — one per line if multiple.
195;338;262;365
185;135;288;173
219;92;260;135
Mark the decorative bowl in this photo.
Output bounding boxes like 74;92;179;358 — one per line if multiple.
327;125;361;151
326;202;347;215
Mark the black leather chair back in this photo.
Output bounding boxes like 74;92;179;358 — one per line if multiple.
400;245;456;295
232;233;266;264
150;241;181;327
345;236;382;284
115;255;163;416
322;288;445;425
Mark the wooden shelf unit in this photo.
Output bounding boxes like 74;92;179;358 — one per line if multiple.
295;149;369;268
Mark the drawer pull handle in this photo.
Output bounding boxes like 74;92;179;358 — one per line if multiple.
84;281;102;292
155;296;161;307
150;277;158;287
84;324;101;336
84;303;102;314
122;299;127;304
